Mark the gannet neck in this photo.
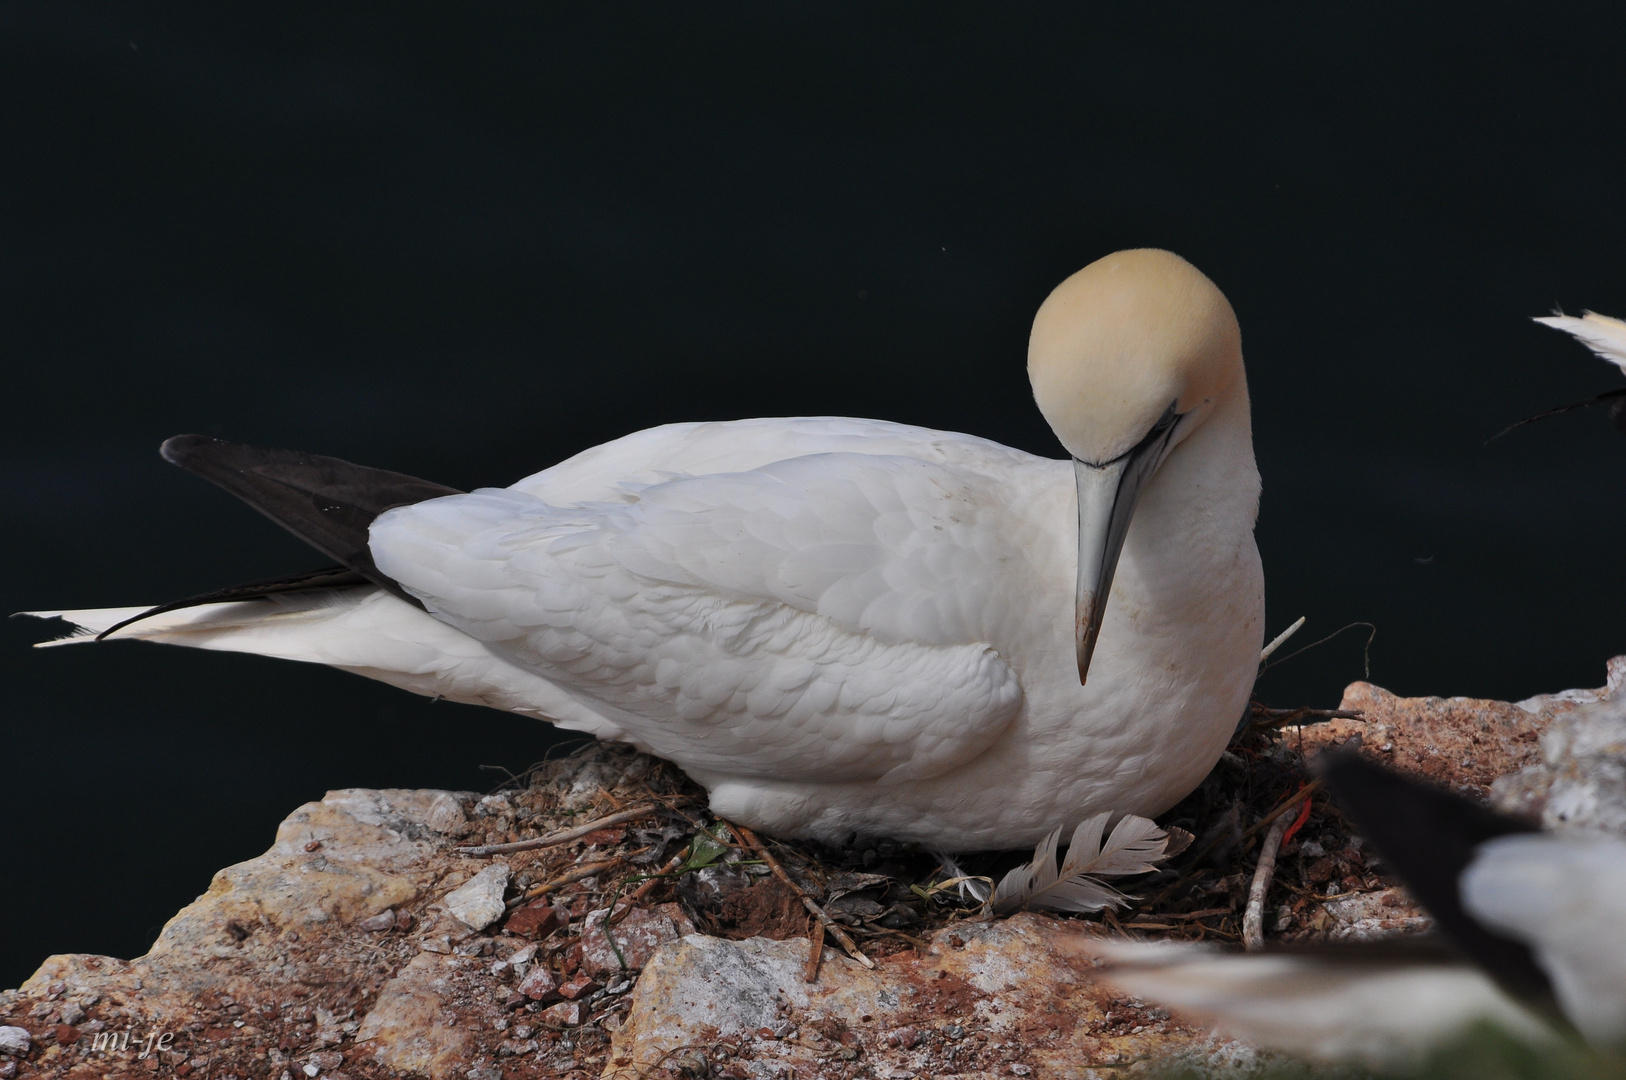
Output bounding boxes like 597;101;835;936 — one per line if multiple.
1027;248;1243;465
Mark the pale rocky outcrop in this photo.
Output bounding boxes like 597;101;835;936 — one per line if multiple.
608;915;1244;1080
1492;657;1626;834
3;662;1622;1080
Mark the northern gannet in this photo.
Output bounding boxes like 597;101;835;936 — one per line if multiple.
25;249;1265;849
1090;755;1626;1066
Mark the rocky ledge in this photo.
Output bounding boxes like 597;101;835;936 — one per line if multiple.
4;661;1623;1080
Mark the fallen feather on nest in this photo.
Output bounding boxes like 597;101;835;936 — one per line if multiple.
991;812;1192;915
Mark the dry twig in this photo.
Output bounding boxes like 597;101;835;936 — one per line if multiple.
605;849;691;928
728;821;875;974
1168;907;1232;922
506;856;627;909
458;804;660;856
1241;778;1323;842
1145;776;1324;912
1259;616;1306;662
1248;704;1364;730
1243;814;1288;951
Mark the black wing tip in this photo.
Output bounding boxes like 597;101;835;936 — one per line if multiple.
1317;749;1539;827
1313;745;1391;791
149;433;461;610
1315;747;1561;1016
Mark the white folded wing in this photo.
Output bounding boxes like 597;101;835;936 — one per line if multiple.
370;445;1030;786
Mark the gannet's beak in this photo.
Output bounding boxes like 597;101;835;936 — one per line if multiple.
1074;406;1181;684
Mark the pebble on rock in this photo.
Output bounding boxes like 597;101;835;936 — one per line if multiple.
424;792;467;833
0;1026;28;1055
516;965;561;1003
540;1001;582;1027
445;863;511;931
357;909;397;932
559;973;601;1000
504;899;566;940
579;905;684;979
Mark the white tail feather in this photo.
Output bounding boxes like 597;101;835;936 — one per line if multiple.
26;603;270;645
17;593;624;742
25;606;147;645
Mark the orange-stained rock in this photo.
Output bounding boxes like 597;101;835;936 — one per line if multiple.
1289;664;1616;795
353;951;473;1077
580;904;692;981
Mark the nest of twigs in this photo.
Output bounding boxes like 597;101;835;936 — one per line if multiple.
468;697;1386;981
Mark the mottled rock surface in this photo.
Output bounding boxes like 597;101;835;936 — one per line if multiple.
0;750;673;1080
1492;657;1626;834
1292;674;1607;796
608;914;1239;1079
4;663;1620;1079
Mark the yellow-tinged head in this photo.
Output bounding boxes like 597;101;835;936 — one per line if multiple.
1028;248;1242;465
1027;249;1246;684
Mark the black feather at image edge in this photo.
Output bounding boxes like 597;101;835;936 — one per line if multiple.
1316;752;1563;1023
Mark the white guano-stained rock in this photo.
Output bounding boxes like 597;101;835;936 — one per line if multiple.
424;791;469;834
443;863;511;931
1494;657;1626;835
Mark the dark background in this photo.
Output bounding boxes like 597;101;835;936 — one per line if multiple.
6;2;1626;989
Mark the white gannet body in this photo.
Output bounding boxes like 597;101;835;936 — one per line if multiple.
27;250;1264;849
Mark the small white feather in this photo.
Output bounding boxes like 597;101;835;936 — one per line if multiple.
991;812;1173;914
934;852;992;904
